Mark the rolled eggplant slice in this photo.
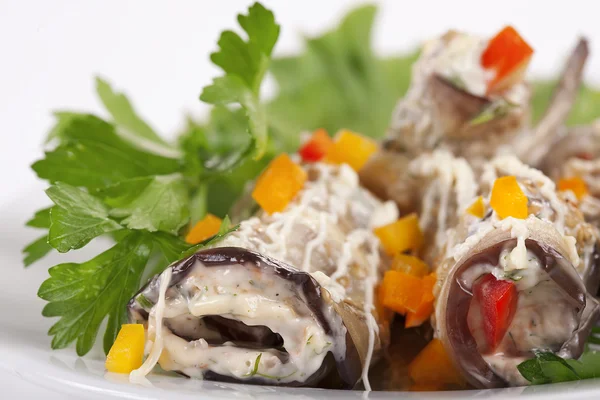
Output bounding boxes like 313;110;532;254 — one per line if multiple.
129;247;372;388
437;224;599;387
128;163;398;388
386;30;530;167
434;156;600;388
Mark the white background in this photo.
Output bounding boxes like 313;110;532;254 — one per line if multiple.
2;0;600;208
1;2;600;395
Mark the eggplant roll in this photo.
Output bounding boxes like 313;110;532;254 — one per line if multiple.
434;156;600;388
385;30;530;167
128;163;398;388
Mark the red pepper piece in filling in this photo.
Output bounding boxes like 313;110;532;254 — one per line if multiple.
481;26;533;94
299;128;333;162
472;273;518;352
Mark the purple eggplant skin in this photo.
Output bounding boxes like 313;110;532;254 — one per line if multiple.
128;247;364;389
439;239;600;389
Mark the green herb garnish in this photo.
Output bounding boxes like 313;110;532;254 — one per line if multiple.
25;2;278;356
469;98;518;126
245;353;263;377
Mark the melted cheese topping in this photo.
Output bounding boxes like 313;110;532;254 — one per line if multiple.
130;267;172;383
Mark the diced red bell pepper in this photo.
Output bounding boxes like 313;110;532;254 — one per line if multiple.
481;26;533;93
299;128;333;162
472;273;518;351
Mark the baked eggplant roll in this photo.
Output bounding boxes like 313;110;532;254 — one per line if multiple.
434;156;600;388
385;30;531;168
127;163;398;388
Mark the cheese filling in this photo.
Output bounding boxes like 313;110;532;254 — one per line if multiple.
142;260;345;384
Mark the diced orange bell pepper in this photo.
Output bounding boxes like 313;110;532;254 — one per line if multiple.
374;213;423;256
299;128;333;162
252;154;307;214
481;26;533;93
405;273;437;328
375;283;394;325
408;339;465;387
467;196;485;218
558;177;588;200
185;213;222;244
392;254;429;278
490;176;528;219
106;324;145;374
381;270;424;315
324;130;377;171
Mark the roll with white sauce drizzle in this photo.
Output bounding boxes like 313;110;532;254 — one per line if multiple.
127;163;398;389
433;156;600;388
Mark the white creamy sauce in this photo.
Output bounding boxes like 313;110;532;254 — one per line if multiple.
130;267;173;383
310;271;347;303
153;261;341;383
497;218;530;272
433;34;492;97
302;212;328;272
410;150;477;247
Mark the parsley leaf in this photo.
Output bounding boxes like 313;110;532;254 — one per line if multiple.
200;2;280;160
45;183;122;252
469;99;518;126
149;232;190;263
45;111;82;143
32;115;181;189
268;5;418;142
38;232;151;355
95;77;169;147
517;350;600;385
23;235;53;267
26;207;52;228
99;175;189;234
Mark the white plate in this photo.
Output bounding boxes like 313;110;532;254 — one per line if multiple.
3;189;600;399
4;1;600;396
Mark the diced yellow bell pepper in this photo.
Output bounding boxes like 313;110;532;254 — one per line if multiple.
381;270;424;315
185;213;222;244
374;213;423;256
490;176;528;219
558;177;588;200
408;339;465;387
467;196;485;218
324;130;377;171
392;254;429;278
105;324;145;374
252;154;307;214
